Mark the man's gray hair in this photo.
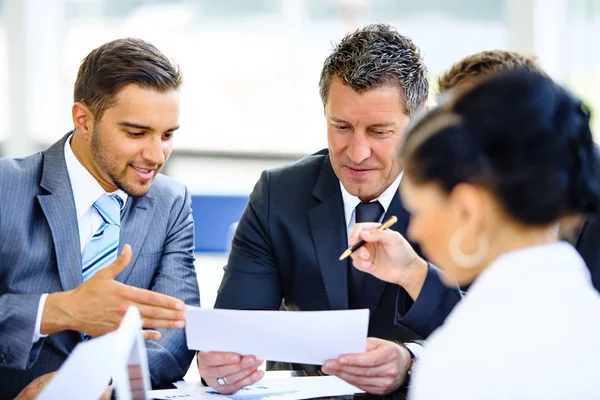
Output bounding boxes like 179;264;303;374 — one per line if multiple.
319;23;429;116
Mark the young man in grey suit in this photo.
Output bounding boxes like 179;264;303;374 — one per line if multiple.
0;38;200;399
197;24;463;395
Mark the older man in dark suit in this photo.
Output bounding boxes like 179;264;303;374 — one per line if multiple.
196;24;463;396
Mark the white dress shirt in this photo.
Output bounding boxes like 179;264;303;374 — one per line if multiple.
63;136;128;253
339;173;402;244
339;173;424;360
410;242;600;399
32;136;128;342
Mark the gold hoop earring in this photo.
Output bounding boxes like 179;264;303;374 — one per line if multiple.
449;227;489;269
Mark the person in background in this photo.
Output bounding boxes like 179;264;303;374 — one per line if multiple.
197;24;463;395
350;70;600;398
436;49;544;96
0;38;200;399
436;49;600;290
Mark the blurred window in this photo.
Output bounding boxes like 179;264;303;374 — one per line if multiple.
53;0;511;155
0;0;7;141
4;0;599;150
566;0;600;138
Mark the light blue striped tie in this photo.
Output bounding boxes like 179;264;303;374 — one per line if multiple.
82;194;123;281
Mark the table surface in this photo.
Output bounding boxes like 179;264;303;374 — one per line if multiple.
153;370;408;400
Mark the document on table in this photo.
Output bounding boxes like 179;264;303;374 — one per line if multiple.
148;376;363;400
185;306;369;365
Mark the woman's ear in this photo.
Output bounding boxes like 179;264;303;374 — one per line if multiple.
450;183;487;233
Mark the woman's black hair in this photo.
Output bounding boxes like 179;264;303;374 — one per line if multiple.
401;70;600;225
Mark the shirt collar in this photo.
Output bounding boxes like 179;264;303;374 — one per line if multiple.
339;172;402;225
64;135;128;218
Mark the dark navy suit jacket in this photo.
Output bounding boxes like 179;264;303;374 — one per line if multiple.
575;215;600;291
215;149;462;355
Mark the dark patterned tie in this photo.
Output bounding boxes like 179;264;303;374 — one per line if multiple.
349;201;384;309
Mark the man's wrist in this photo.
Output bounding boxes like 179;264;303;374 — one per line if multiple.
397;258;429;300
41;291;76;335
397;342;419;386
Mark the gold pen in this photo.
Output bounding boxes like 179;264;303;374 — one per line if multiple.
339;215;398;260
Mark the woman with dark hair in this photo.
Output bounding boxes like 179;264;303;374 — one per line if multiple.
349;71;600;398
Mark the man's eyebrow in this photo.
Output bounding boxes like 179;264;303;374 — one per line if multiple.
119;121;152;130
329;117;396;129
118;122;180;132
329;116;351;124
367;122;396;129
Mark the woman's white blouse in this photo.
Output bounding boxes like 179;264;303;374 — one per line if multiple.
410;242;600;400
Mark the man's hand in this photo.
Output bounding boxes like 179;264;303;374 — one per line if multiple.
349;223;428;300
14;371;111;400
41;245;185;338
197;351;264;394
14;371;57;400
321;338;412;395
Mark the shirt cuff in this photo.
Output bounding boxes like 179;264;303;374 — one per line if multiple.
404;341;423;362
32;294;49;343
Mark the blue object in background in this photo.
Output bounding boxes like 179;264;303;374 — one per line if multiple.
191;195;249;253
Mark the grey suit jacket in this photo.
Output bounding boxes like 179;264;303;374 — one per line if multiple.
0;133;200;399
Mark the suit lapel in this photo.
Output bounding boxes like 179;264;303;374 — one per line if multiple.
308;156;349;310
38;134;83;291
37;133;157;288
360;191;409;315
115;194;156;284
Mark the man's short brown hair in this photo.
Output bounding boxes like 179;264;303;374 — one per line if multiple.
74;38;182;121
437;50;545;96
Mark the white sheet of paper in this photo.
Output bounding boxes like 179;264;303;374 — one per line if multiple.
111;307;152;400
37;306;150;400
185;306;369;365
147;389;196;399
149;376;362;400
36;332;116;400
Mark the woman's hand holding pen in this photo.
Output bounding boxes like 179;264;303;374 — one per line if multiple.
349;223;429;300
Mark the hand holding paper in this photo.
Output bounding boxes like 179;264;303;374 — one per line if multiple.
322;337;411;395
196;351;265;394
